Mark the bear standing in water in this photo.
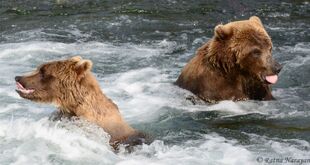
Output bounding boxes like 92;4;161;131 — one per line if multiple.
15;56;146;149
176;16;282;102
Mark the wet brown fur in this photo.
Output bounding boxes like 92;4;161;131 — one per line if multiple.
176;16;282;102
15;56;146;148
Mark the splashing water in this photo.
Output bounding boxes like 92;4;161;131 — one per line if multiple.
0;0;309;164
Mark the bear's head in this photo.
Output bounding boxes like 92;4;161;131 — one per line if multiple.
15;56;95;108
207;16;282;85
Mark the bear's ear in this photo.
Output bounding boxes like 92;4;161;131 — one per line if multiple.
249;16;263;27
214;24;233;40
75;59;93;78
70;56;82;62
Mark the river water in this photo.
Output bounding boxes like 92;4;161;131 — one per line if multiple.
0;0;309;165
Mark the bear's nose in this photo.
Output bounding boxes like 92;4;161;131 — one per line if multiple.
15;76;22;82
274;62;283;74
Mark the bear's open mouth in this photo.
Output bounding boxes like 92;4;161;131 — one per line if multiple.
264;75;278;84
16;82;35;94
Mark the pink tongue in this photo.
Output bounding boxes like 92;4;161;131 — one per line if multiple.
265;75;278;84
16;82;24;89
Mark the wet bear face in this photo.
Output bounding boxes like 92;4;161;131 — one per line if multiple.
15;56;93;104
211;16;282;84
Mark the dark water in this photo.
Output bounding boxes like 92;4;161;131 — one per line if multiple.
0;1;309;164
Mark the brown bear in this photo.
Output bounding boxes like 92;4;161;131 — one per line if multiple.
15;56;146;149
176;16;282;102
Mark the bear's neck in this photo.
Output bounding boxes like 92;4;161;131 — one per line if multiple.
240;75;274;100
59;76;137;143
223;68;273;100
210;68;273;100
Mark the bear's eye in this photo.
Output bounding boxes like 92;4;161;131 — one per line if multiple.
39;68;55;82
251;49;262;57
39;68;46;79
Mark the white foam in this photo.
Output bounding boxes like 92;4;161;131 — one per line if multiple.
267;12;290;18
0;42;69;59
184;100;267;117
0;117;116;164
208;101;250;114
117;133;253;165
0;41;177;66
0;104;22;113
288;55;310;68
0;116;255;165
2;26;92;43
108;15;133;27
247;133;310;158
101;67;176;123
